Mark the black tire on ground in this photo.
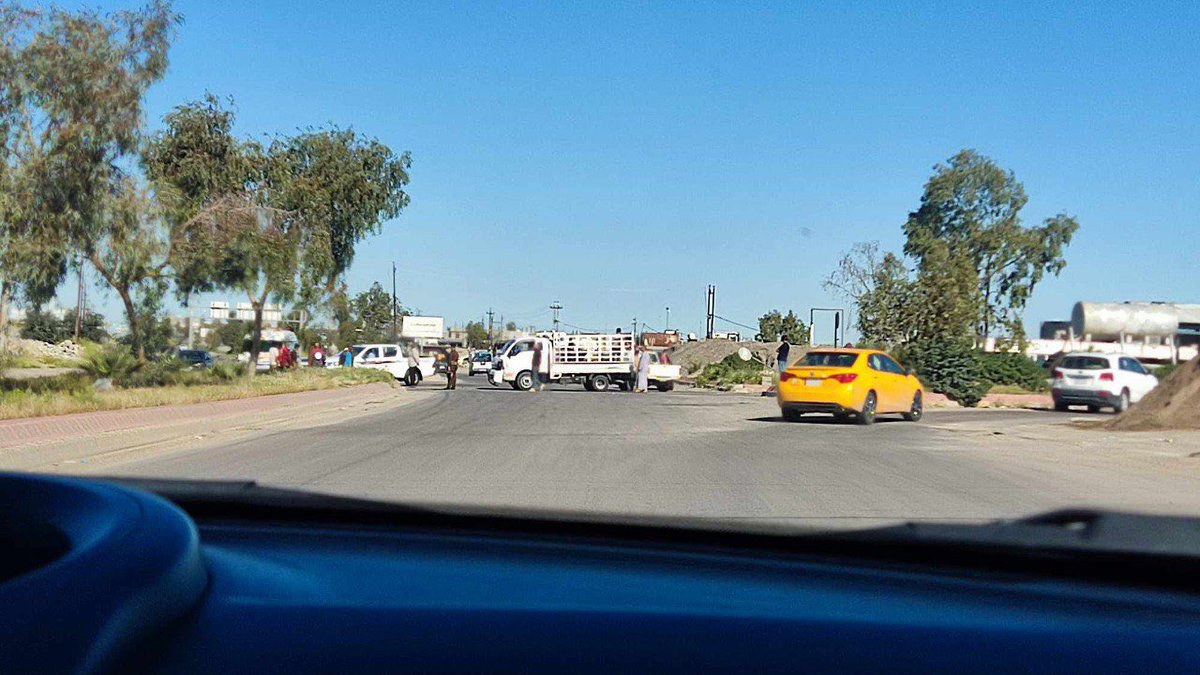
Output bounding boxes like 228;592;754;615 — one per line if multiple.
782;408;804;422
1054;401;1070;412
1114;389;1130;413
590;374;611;392
515;370;533;391
404;369;420;387
615;380;629;391
903;391;923;422
857;391;877;426
583;378;596;392
656;381;674;392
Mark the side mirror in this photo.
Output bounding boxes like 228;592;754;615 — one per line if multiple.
905;368;913;377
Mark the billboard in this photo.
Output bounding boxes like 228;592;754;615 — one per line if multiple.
401;316;444;339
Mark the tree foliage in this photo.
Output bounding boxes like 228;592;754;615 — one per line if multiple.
464;321;488;348
351;282;396;343
896;337;990;407
19;307;107;343
145;96;412;373
903;149;1078;341
757;310;809;344
0;1;176;337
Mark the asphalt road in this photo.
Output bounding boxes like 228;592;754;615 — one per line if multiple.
101;374;1200;529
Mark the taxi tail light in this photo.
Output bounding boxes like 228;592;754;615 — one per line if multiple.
780;372;797;383
829;373;857;384
1099;372;1114;382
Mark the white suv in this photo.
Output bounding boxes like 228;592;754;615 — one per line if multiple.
1051;353;1158;413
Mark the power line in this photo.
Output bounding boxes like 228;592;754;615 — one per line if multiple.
713;314;758;332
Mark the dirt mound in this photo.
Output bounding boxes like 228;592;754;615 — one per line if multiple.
668;340;807;375
1106;355;1200;431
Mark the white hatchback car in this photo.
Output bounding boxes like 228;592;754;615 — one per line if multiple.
1051;353;1158;413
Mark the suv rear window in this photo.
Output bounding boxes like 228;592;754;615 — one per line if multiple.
1060;356;1109;370
801;352;859;368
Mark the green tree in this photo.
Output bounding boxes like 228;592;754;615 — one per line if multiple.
18;307;65;343
903;149;1079;341
212;319;249;352
352;282;396;343
825;242;921;348
505;321;517;332
464;321;488;348
0;2;176;343
85;178;171;360
61;309;108;343
757;310;809;344
146;97;411;374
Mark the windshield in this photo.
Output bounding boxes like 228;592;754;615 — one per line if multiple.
802;352;860;368
3;1;1198;553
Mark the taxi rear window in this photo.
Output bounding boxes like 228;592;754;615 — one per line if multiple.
801;352;859;368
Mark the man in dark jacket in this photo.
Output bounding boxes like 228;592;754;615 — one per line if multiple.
777;339;790;374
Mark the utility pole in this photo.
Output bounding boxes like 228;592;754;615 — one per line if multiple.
665;306;670;331
550;301;563;332
486;308;495;347
705;285;716;340
73;263;83;341
632;317;638;339
391;261;398;341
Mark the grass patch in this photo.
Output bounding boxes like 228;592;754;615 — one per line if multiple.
0;367;394;420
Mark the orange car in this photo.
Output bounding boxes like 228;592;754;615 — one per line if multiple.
777;348;924;424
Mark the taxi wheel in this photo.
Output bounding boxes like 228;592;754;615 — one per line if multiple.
782;408;804;422
857;391;877;426
903;392;923;422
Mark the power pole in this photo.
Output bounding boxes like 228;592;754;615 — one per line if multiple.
486;308;495;347
550;301;563;332
705;285;716;339
632;317;638;339
665;306;670;331
73;263;83;341
391;261;398;341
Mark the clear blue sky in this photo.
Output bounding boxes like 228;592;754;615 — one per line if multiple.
76;1;1200;339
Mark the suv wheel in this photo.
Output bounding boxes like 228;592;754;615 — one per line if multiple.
1114;389;1130;413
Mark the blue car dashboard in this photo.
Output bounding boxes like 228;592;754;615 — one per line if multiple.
3;473;1200;673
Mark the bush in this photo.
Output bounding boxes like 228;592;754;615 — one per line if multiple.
0;372;91;394
1152;363;1179;381
211;362;244;382
896;338;991;407
81;343;141;381
978;352;1050;392
118;355;187;388
695;353;764;389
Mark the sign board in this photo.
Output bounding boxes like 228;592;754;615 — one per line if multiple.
401;316;444;339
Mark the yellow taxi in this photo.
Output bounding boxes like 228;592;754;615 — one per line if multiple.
777;348;924;424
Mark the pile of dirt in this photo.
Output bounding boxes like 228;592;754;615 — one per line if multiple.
1107;355;1200;431
668;340;807;375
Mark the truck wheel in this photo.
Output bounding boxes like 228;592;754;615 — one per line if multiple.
655;381;674;392
583;378;596;392
590;374;611;392
515;371;533;391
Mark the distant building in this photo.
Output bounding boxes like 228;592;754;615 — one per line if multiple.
992;302;1200;365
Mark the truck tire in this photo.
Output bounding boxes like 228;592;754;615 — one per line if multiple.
589;374;611;392
655;381;674;392
515;371;533;391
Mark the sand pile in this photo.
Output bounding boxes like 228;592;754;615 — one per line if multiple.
668;340;808;375
1107;355;1200;431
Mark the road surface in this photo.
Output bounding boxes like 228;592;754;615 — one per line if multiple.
69;374;1200;530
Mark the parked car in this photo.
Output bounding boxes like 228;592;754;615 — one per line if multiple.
468;351;492;376
176;349;214;369
777;348;924;425
646;351;681;392
1051;353;1158;413
352;343;438;383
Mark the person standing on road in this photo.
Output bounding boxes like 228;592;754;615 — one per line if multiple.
445;346;460;390
777;338;790;374
530;340;544;392
635;345;651;393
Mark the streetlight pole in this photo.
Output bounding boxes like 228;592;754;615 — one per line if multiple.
665;306;670;331
391;261;398;341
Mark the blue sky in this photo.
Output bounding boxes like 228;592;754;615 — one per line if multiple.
75;1;1199;339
